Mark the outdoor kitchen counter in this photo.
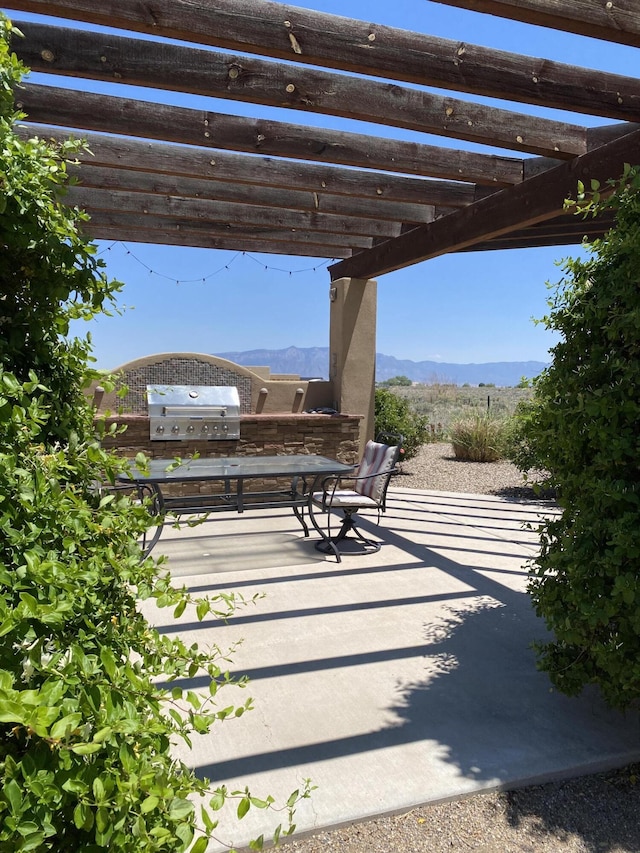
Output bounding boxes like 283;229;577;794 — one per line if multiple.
99;413;362;472
116;454;355;558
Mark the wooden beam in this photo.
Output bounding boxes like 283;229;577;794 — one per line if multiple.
466;211;617;249
465;232;606;251
14;21;587;157
82;225;352;258
16;83;523;187
587;121;640;149
17;123;478;208
65;186;402;239
83;210;366;253
428;0;640;48
329;127;640;279
7;0;640;110
66;164;437;226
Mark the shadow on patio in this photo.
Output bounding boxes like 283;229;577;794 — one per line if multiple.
139;487;640;850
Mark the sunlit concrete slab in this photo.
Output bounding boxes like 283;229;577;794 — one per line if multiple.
139;488;640;851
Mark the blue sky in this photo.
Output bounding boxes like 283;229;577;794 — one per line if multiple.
7;1;638;368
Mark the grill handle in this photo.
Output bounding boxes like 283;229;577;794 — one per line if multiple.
162;405;228;417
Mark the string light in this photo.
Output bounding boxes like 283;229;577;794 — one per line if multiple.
98;241;334;284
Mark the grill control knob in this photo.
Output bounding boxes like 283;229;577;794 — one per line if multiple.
222;423;228;432
187;424;195;434
156;425;165;434
171;424;180;434
201;425;209;434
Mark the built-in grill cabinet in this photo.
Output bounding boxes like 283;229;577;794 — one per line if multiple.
147;385;241;441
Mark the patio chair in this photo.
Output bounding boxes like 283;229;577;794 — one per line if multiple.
310;433;403;559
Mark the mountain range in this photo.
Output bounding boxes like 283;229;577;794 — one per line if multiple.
215;347;548;387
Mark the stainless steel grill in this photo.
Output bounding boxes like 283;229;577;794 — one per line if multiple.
147;385;241;441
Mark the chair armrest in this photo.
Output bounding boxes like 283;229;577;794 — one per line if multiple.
316;473;356;504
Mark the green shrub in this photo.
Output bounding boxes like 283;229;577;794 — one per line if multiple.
374;388;430;461
449;415;505;462
0;18;308;850
382;375;412;387
518;166;640;710
502;399;543;474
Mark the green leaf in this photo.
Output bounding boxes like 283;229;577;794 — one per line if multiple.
92;726;113;743
0;701;26;725
140;795;159;814
18;592;38;614
190;837;209;853
168;797;194;820
176;823;194;849
249;796;272;810
73;803;93;831
4;779;22;814
186;691;202;709
237;797;251;819
209;790;226;812
93;777;106;803
100;647;117;680
70;743;102;755
17;831;45;851
200;806;217;834
95;806;110;834
50;712;83;740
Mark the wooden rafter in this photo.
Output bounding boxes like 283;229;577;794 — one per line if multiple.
64;165;437;226
86;210;372;249
65;186;403;240
81;223;354;258
329;127;640;279
6;0;640;112
16;124;479;209
17;83;525;187
3;0;637;265
14;21;587;157
429;0;640;48
462;210;618;251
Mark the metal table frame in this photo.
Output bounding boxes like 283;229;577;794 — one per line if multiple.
117;454;355;560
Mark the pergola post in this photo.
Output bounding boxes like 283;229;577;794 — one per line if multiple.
329;276;377;454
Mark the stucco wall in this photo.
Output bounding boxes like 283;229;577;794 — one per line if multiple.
90;352;333;416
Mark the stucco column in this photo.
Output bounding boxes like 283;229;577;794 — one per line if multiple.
329;277;377;453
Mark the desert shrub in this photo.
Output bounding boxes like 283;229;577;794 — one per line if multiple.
374;388;430;461
392;384;531;434
0;19;307;850
449;415;506;462
519;166;640;710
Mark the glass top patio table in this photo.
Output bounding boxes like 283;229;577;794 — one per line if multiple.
118;455;354;483
115;455;355;559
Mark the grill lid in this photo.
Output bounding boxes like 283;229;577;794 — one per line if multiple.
147;384;241;440
147;385;240;410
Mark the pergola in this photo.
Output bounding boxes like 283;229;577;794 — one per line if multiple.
6;0;640;442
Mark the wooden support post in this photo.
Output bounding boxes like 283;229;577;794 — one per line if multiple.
329;277;377;454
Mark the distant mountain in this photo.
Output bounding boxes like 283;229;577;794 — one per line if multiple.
215;346;548;387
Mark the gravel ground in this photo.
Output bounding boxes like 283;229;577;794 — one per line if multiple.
275;445;640;853
281;764;640;853
393;441;545;500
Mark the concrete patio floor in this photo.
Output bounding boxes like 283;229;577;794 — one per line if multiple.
140;487;640;851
